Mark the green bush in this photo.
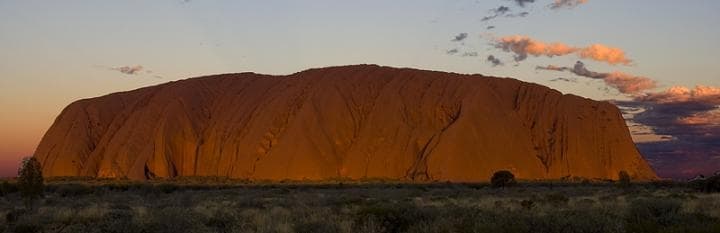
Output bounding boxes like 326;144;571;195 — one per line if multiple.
491;170;516;188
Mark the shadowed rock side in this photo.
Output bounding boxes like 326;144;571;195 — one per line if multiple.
34;65;657;181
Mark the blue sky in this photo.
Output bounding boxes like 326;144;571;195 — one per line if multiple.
1;0;719;177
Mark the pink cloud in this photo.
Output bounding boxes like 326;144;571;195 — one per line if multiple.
496;35;632;65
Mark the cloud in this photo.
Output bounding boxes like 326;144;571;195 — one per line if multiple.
578;44;633;65
493;6;511;15
638;85;720;105
495;35;633;65
549;0;589;9
481;6;510;22
536;65;568;72
95;64;164;79
446;49;459;55
495;35;577;62
603;72;657;94
111;65;144;75
486;55;503;67
482;6;529;22
508;0;535;7
549;77;576;82
451;33;468;42
536;61;656;94
462;52;479;57
614;85;720;178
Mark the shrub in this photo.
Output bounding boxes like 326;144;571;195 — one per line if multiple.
490;170;516;188
97;206;141;233
520;199;535;210
6;208;28;224
626;198;682;232
703;174;720;193
294;220;341;233
618;170;631;187
155;183;179;194
205;209;241;233
0;180;18;196
144;207;208;233
17;157;44;201
355;203;436;233
544;193;569;207
56;183;94;197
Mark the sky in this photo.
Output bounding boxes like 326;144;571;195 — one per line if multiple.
1;0;719;178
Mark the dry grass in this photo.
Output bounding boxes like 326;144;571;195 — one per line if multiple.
0;180;719;233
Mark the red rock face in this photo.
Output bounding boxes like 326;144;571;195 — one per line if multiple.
34;65;657;181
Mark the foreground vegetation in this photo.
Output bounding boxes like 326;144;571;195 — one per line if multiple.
1;178;720;233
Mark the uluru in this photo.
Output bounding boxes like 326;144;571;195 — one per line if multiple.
33;65;657;181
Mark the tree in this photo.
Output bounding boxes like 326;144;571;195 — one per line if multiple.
618;170;631;187
17;157;44;202
491;170;516;188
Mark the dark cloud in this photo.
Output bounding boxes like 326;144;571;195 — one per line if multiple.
481;6;529;22
616;101;720;179
508;0;535;7
549;77;576;82
486;26;496;30
486;55;503;67
493;6;511;14
536;61;655;94
110;65;144;75
446;49;459;55
613;85;720;179
536;65;568;72
568;61;606;79
507;12;530;18
95;64;164;79
451;33;468;42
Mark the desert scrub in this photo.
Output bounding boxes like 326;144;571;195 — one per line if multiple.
2;182;720;233
625;197;720;233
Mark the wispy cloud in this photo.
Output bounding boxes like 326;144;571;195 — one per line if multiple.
508;0;535;7
495;35;633;65
549;0;589;10
536;61;655;94
451;33;468;42
482;6;530;22
462;52;479;57
111;65;144;75
95;64;164;79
